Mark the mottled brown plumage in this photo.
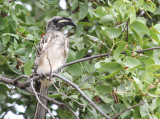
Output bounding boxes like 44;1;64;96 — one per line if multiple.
34;16;76;119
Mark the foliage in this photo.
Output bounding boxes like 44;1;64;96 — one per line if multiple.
0;0;160;119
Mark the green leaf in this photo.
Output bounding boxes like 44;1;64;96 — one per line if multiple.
76;24;83;37
98;104;112;114
18;88;30;95
136;0;143;8
57;11;69;17
100;62;121;73
24;60;33;75
61;72;73;81
131;21;150;37
154;88;160;95
2;35;10;45
79;3;88;20
131;27;143;46
67;54;83;76
0;42;5;53
146;64;160;73
96;85;112;95
58;109;72;119
68;64;83;76
18;27;26;33
140;104;148;117
15;48;27;55
0;83;10;95
0;18;8;30
9;8;18;23
2;33;19;40
150;28;159;44
48;93;61;98
106;28;122;39
69;95;79;99
113;42;127;59
78;22;92;26
128;6;136;23
139;57;155;65
136;17;146;24
123;56;140;69
71;0;79;11
25;16;35;24
100;69;120;79
98;15;113;24
76;49;85;59
133;77;143;90
14;39;18;49
143;0;156;13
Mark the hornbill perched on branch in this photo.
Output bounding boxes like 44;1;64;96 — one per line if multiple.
34;16;76;119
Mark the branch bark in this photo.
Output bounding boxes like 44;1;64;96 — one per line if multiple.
62;47;160;68
0;47;159;118
26;88;79;119
112;102;144;119
52;73;111;119
1;47;160;88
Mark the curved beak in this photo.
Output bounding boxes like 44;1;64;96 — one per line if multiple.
59;17;77;27
67;18;77;27
69;20;77;27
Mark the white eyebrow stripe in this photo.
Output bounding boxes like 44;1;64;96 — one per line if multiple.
58;19;68;23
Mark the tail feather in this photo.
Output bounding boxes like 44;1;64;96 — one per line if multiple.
34;78;50;119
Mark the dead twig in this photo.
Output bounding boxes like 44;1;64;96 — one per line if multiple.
79;69;97;87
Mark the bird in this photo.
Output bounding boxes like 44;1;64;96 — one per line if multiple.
34;16;76;119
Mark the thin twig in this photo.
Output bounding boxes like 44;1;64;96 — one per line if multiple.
51;80;87;106
112;99;153;119
99;38;107;54
126;19;129;42
62;46;160;68
119;19;129;39
143;98;151;119
79;69;97;87
26;88;79;119
51;73;111;119
12;75;29;84
0;47;160;88
112;102;144;119
30;78;55;119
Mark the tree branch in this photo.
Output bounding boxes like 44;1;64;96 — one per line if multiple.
51;80;86;106
12;75;29;84
112;98;153;119
26;88;79;119
1;47;160;88
30;78;55;119
51;73;111;119
0;47;159;118
112;102;144;119
62;47;160;68
79;69;97;87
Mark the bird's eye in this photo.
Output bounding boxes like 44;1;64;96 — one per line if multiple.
52;19;57;23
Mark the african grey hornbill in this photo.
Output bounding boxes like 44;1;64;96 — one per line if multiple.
34;16;76;119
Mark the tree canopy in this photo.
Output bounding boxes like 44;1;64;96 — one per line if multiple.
0;0;160;119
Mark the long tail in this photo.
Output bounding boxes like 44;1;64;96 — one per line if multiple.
34;78;50;119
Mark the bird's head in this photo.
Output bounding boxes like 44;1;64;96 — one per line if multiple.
46;16;77;31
